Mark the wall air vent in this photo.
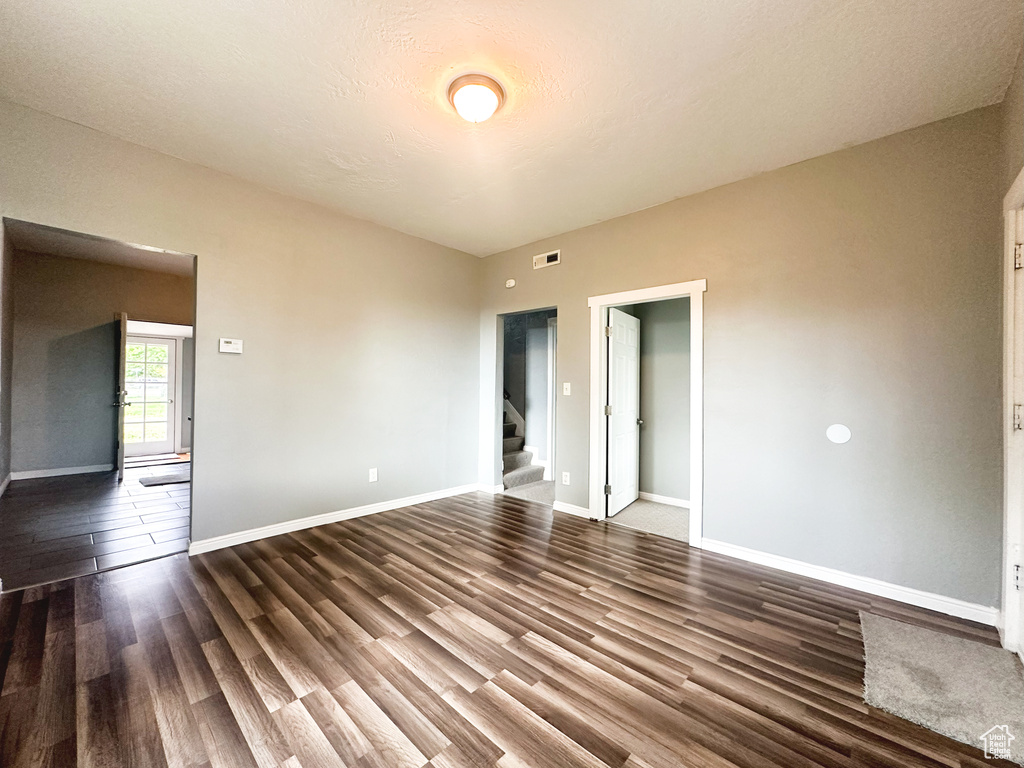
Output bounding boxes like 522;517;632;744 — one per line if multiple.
533;250;561;270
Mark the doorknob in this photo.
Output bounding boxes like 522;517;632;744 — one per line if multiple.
637;418;644;426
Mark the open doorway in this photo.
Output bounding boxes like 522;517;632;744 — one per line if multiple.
0;219;195;592
121;321;193;473
499;308;557;505
588;280;706;546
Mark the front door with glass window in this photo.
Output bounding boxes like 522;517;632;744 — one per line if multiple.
124;336;176;456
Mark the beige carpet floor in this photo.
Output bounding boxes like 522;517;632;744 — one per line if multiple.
861;612;1024;765
502;480;555;505
607;498;689;543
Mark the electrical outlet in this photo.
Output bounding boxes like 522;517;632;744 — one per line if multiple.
563;382;571;396
368;468;378;483
561;471;570;485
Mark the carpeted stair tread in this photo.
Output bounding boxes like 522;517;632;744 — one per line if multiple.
502;422;517;438
503;464;545;489
502;450;533;471
503;436;525;453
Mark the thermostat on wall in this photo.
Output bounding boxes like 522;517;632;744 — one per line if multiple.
219;338;243;354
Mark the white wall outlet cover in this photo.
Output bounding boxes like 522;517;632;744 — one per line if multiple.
562;382;571;396
505;278;516;289
561;471;570;485
219;338;243;354
826;424;852;444
368;467;378;482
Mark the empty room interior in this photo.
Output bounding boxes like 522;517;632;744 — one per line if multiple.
0;2;1023;767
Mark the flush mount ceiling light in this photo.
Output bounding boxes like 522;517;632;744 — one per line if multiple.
448;73;505;123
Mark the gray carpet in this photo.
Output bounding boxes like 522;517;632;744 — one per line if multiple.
139;472;191;487
861;612;1024;764
502;480;555;505
607;498;689;543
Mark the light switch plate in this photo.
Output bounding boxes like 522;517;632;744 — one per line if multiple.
562;382;571;396
219;338;243;354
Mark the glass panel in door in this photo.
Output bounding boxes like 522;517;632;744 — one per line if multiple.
124;336;175;457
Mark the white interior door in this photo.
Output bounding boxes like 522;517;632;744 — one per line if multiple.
607;307;640;516
124;335;176;457
1009;206;1024;656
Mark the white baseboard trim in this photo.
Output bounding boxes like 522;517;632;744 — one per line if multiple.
189;483;480;555
476;483;504;494
638;492;689;508
0;474;10;498
11;464;114;480
553;500;594;519
702;539;999;626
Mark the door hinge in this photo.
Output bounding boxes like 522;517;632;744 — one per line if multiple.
604;326;613;337
1016;243;1023;270
604;405;612;416
604;484;612;496
1015;404;1023;431
1015;564;1021;591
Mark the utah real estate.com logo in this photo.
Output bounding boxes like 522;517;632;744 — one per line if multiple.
980;725;1014;761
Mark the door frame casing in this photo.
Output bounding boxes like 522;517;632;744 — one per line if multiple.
1002;165;1024;658
588;279;707;546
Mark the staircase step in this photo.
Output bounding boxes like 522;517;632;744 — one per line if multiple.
503;464;545;489
502;450;533;471
503;436;525;453
502;422;517;438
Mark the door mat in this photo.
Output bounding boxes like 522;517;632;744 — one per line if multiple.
139;473;191;487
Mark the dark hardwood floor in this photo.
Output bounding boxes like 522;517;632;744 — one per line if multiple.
0;492;1013;767
0;465;190;592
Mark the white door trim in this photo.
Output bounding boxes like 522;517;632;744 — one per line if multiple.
588;279;707;546
1002;164;1024;657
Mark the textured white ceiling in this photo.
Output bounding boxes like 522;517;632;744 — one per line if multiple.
0;1;1021;256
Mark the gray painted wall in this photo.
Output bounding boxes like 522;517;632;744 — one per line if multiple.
634;298;690;500
503;309;555;459
503;314;528;417
181;336;194;449
0;98;481;543
480;106;1004;606
11;251;194;472
525;317;553;460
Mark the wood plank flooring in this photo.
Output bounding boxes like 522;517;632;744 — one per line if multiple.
0;491;1014;767
0;466;191;591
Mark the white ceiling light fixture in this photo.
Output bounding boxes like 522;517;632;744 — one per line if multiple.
448;73;505;123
